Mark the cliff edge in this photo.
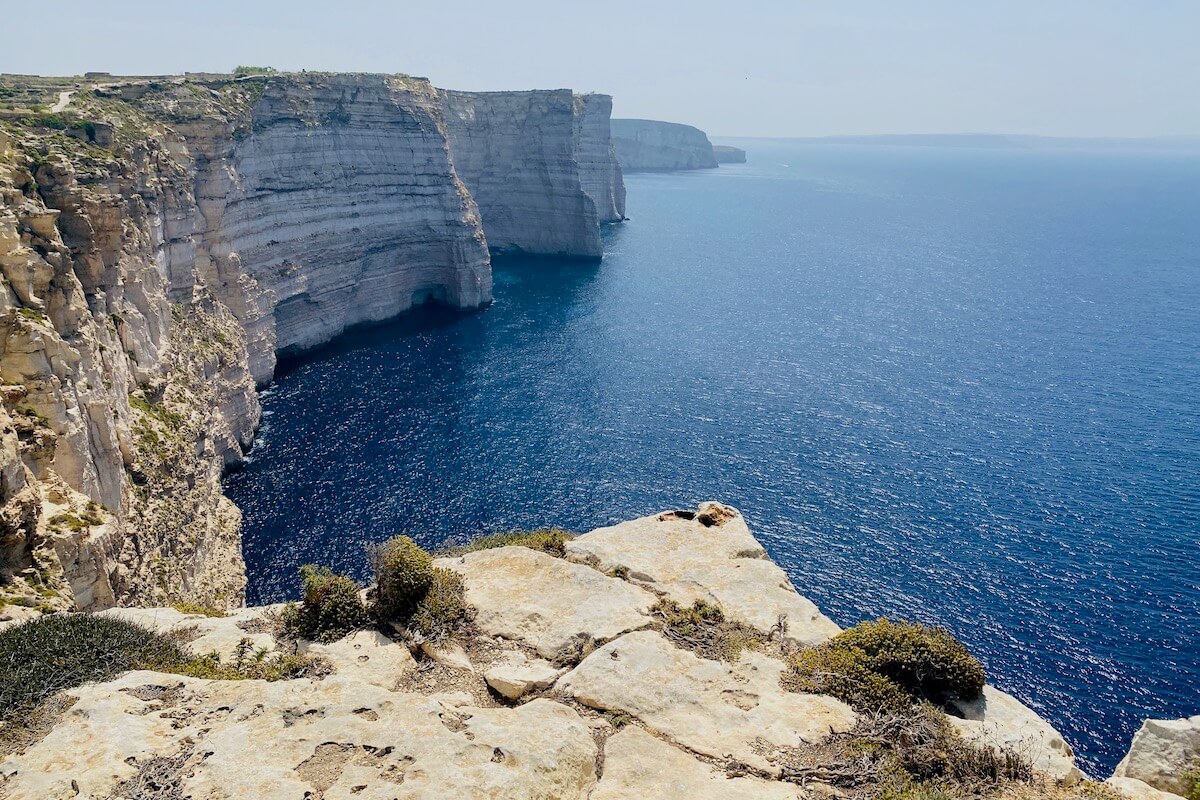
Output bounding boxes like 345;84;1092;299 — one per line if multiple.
0;503;1092;799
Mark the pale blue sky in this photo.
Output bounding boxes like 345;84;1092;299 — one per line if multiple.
5;1;1197;137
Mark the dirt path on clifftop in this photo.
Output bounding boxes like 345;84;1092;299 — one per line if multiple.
50;91;73;112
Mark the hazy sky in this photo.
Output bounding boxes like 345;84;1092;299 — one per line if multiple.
5;1;1197;137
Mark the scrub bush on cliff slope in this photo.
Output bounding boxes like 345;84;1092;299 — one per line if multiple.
370;535;434;621
370;537;469;640
0;615;318;716
408;568;469;639
784;618;985;712
283;565;370;643
444;528;574;558
0;614;187;718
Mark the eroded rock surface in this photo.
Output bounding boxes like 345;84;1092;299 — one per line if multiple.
0;671;597;800
559;629;856;774
1112;715;1200;796
567;502;840;645
437;546;656;659
592;726;804;799
0;505;1092;798
949;684;1083;785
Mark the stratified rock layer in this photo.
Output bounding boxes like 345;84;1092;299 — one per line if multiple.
441;89;623;258
612;118;719;171
190;74;493;381
0;70;628;611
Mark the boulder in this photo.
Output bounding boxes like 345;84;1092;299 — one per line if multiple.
1112;715;1200;796
437;547;656;659
566;503;840;645
593;726;805;799
484;652;563;700
948;685;1083;784
558;630;855;775
420;639;474;672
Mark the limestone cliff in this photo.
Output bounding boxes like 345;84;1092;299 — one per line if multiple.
714;144;747;163
573;94;626;223
177;73;492;381
613;118;719;171
0;72;496;611
0;504;1088;799
0;118;260;613
441;89;624;258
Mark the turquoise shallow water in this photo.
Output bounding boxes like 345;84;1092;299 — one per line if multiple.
226;141;1200;774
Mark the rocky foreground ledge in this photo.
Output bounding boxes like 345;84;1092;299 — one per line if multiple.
0;504;1192;799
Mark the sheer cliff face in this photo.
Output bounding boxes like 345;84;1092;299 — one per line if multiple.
0;73;494;610
0;122;259;612
612;118;719;172
573;94;626;224
189;75;492;381
441;89;622;259
0;72;621;612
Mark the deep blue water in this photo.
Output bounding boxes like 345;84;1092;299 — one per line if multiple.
226;141;1200;775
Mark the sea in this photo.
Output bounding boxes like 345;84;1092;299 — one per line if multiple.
225;138;1200;775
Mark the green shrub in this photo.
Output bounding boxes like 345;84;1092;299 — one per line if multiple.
784;618;985;712
0;615;191;718
171;602;226;618
446;528;573;557
173;640;323;681
232;65;277;76
408;568;468;639
19;113;68;130
370;536;434;621
1182;761;1200;800
283;565;369;643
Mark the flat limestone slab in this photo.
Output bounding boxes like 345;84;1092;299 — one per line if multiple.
436;547;656;659
592;726;805;799
558;630;855;775
484;652;563;700
96;605;285;659
299;629;416;689
566;503;840;645
0;670;597;800
949;685;1083;785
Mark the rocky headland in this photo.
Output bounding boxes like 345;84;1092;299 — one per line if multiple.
0;503;1117;799
0;70;623;615
612;118;720;171
714;144;747;163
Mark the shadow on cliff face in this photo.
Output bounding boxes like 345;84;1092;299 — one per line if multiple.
272;303;478;382
269;254;606;383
